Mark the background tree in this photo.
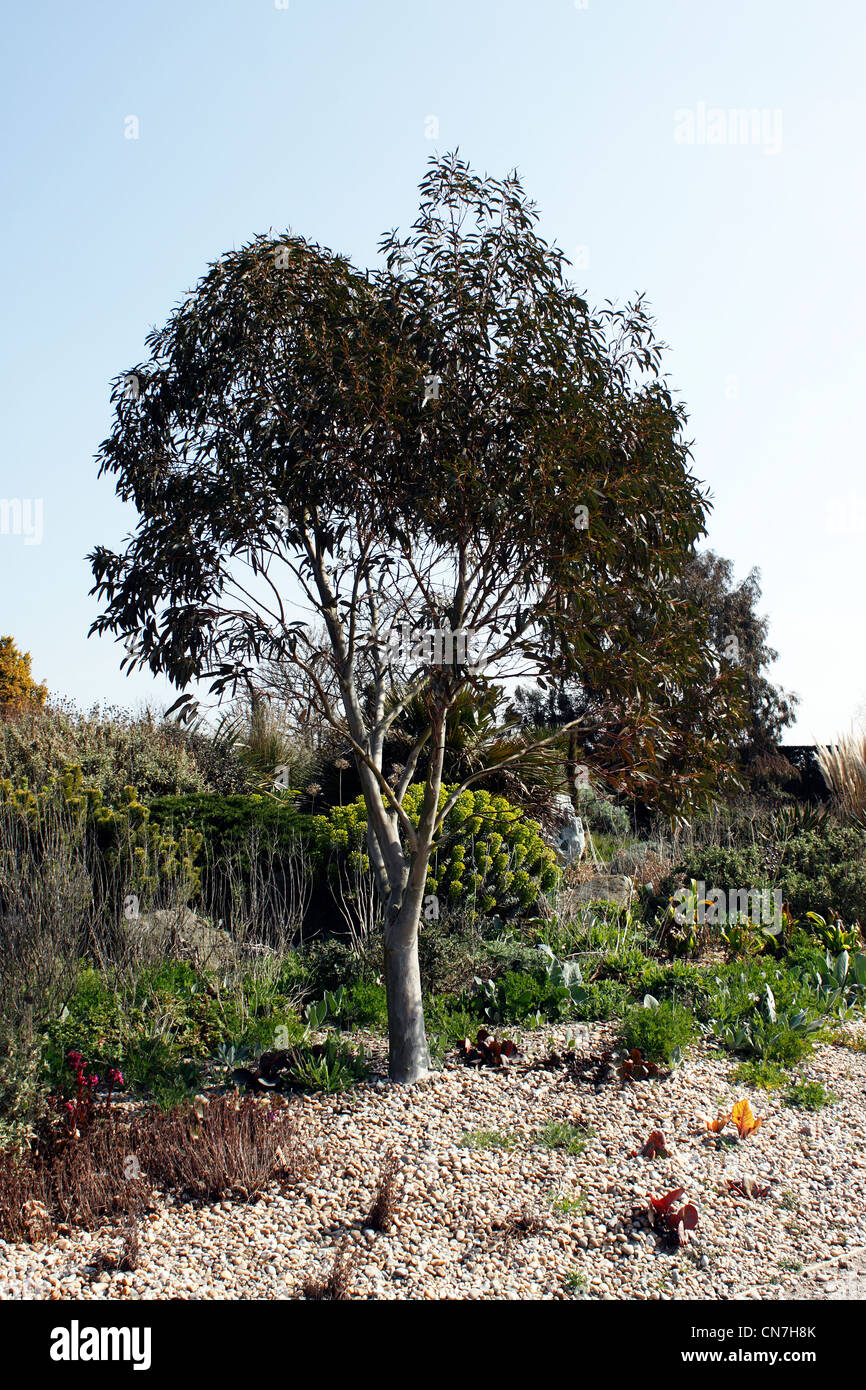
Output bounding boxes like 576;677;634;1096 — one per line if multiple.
0;636;48;716
515;547;797;815
89;153;748;1083
678;550;798;764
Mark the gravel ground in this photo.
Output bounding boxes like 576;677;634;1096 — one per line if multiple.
2;1022;865;1302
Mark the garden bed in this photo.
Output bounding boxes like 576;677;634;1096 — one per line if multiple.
2;1021;864;1301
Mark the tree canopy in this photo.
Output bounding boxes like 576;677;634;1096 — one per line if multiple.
89;153;750;1080
515;548;796;810
0;636;47;715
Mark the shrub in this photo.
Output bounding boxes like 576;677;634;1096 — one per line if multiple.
498;969;562;1022
471;964;582;1025
0;636;47;714
283;1032;370;1094
636;960;711;1013
660;824;866;927
417;918;485;995
300;939;366;996
1;766;202;908
763;1027;811;1065
571;979;631;1021
479;937;554;976
732;1059;790;1090
0;700;252;801
147;791;321;940
575;784;631;838
340;979;388;1028
147;791;320;864
322;786;559;920
131;1092;313;1200
535;903;650;959
620;1000;695;1065
0;1094;313;1239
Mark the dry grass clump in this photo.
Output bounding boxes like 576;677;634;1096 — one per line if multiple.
129;1094;313;1202
629;847;674;891
300;1238;357;1300
117;1216;141;1271
0;1094;313;1242
88;1217;141;1277
490;1203;546;1246
363;1147;402;1233
818;729;866;823
0;1113;149;1241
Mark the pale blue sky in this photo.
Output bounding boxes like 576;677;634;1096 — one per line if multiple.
1;0;863;740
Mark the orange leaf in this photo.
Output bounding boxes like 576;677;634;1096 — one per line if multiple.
705;1112;729;1133
731;1098;763;1138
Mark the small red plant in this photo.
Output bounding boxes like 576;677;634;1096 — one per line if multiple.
648;1188;699;1246
60;1051;100;1136
619;1049;659;1083
56;1053;123;1138
459;1029;520;1068
726;1177;770;1199
649;1186;684;1217
105;1067;124;1101
641;1129;670;1158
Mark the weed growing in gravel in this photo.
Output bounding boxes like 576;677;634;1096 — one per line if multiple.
458;1129;518;1151
731;1059;790;1090
535;1121;593;1155
88;1217;141;1276
363;1147;402;1232
620;1000;695;1066
492;1204;545;1242
118;1217;140;1271
300;1238;357;1300
563;1270;589;1296
550;1191;588;1216
785;1077;839;1110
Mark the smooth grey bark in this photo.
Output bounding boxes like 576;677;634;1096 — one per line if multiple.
379;712;446;1081
303;525;447;1084
384;907;430;1083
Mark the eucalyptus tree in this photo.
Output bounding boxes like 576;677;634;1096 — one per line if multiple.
516;547;794;808
89;153;746;1082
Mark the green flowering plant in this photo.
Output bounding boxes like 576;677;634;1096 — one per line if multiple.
316;785;559;920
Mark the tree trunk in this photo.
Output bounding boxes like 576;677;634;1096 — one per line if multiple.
384;892;430;1084
566;726;580;812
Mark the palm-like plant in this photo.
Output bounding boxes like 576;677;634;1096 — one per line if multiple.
386;684;564;815
213;695;316;792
